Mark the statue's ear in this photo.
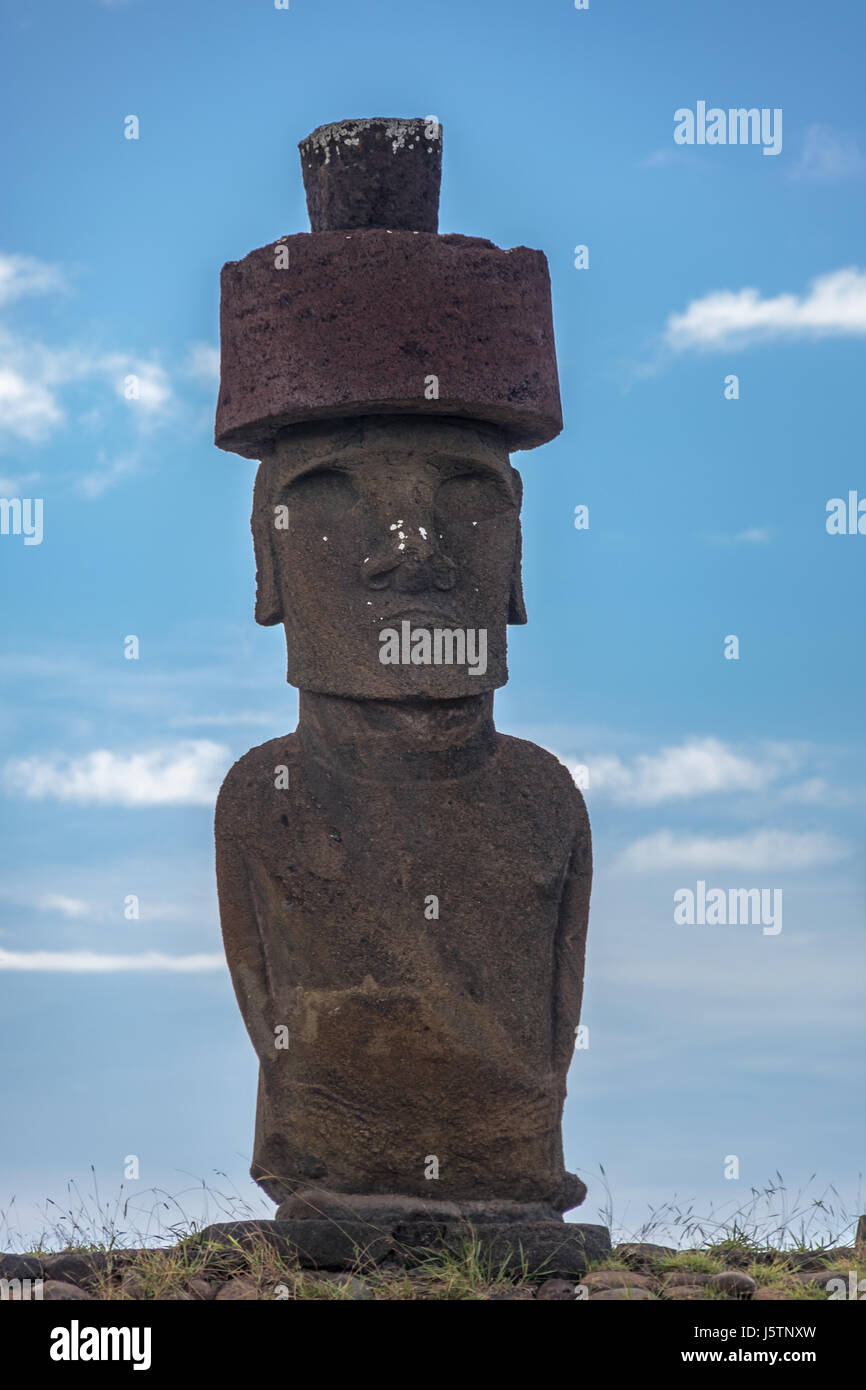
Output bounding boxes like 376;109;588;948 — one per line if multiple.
252;464;284;627
508;466;527;625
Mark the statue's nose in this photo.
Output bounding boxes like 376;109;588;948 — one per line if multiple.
361;519;457;592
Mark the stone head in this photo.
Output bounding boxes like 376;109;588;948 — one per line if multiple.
252;413;527;699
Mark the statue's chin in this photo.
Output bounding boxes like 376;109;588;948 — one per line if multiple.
286;666;508;701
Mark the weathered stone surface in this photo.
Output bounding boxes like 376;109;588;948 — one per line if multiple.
583;1269;654;1292
214;1276;260;1301
104;1248;151;1268
792;1269;845;1287
41;1280;90;1300
275;1191;572;1226
187;1277;217;1300
791;1246;854;1266
250;416;527;699
191;1218;607;1276
703;1247;753;1269
193;1220;392;1271
536;1277;577;1300
41;1252;104;1288
325;1273;373;1300
118;1270;147;1300
217;690;591;1211
463;1223;610;1277
213;120;590;1227
299;118;442;233
589;1287;656;1301
775;1249;846;1270
614;1242;676;1265
388;1221;453;1259
217;423;591;1217
708;1271;757;1298
0;1253;43;1280
216;232;561;458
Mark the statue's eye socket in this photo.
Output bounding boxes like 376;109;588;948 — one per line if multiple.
286;468;358;514
435;472;511;521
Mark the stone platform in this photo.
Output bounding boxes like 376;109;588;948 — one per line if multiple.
188;1218;612;1277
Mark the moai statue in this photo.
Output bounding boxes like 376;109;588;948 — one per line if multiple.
214;119;592;1228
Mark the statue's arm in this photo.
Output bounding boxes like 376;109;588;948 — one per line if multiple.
215;780;275;1062
553;790;593;1079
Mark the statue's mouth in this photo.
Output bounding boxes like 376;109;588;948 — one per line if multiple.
374;604;460;626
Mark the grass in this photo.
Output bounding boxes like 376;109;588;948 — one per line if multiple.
591;1163;861;1254
0;1165;272;1256
1;1168;862;1301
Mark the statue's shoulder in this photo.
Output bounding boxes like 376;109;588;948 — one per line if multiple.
495;732;588;823
215;732;299;838
495;731;576;782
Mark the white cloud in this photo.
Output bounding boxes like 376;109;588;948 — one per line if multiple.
639;148;703;170
77;407;104;431
0;365;63;443
185;342;220;384
0;470;40;493
793;125;865;182
0;325;175;446
0;252;175;448
584;737;786;805
595;935;864;1028
665;268;866;351
703;526;773;546
779;777;866;808
76;452;139;498
108;356;172;415
0;252;66;306
3;740;229;807
617;828;850;874
38;894;89;918
0;949;224;972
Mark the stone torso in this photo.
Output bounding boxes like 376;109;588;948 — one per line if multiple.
215;715;590;1212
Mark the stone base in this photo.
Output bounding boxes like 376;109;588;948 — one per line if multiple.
190;1218;611;1277
274;1189;576;1225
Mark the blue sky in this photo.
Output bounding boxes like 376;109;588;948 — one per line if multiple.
1;0;864;1248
